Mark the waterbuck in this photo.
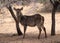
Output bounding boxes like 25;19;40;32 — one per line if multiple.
14;7;47;39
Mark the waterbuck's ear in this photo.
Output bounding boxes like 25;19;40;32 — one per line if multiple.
14;8;17;11
20;7;23;10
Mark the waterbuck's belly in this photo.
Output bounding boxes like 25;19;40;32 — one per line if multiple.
26;18;36;26
27;22;36;27
20;19;36;27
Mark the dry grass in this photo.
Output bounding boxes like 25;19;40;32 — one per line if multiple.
0;33;60;43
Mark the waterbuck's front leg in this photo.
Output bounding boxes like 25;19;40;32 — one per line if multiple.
23;25;27;38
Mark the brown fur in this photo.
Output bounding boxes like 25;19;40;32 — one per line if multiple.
14;7;47;39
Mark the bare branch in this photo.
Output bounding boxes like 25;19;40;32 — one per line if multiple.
0;0;21;9
50;0;54;5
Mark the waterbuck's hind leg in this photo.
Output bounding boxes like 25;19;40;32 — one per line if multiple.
42;26;47;38
37;26;42;39
23;25;27;39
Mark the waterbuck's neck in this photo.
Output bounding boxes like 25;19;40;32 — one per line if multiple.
14;7;23;21
16;11;23;21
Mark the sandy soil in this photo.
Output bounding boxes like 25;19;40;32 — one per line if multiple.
0;33;60;43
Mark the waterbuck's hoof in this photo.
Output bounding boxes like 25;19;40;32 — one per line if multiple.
23;36;25;39
45;36;47;38
38;37;40;39
18;33;23;35
38;38;40;39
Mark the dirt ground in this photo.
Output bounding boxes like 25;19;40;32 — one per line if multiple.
0;33;60;43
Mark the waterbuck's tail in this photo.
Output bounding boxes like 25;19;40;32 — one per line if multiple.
41;16;44;24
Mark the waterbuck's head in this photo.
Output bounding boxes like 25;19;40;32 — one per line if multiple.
14;7;23;14
14;7;23;17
